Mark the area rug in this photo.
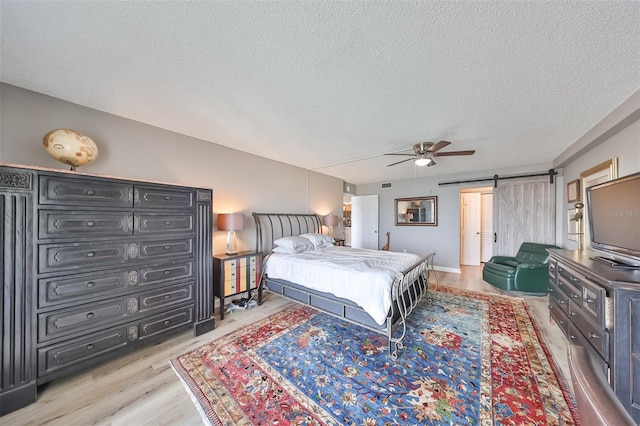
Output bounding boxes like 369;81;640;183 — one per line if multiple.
171;286;578;425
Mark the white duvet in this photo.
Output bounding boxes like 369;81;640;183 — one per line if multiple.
264;246;422;325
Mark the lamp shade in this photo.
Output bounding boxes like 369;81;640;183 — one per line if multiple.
414;155;432;167
218;213;245;231
323;215;339;226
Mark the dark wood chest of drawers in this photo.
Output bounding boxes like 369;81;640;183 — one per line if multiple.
548;249;640;422
0;165;214;415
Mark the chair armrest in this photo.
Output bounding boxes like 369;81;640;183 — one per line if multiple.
488;256;516;264
517;262;546;270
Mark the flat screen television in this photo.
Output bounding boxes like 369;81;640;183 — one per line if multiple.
586;172;640;268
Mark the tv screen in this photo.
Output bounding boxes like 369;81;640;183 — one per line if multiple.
586;172;640;266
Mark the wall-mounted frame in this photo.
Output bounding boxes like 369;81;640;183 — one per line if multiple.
566;179;580;203
395;196;438;226
579;157;618;250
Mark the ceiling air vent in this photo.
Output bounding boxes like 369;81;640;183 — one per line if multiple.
381;182;392;189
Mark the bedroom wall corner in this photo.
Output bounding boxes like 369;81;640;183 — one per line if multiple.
0;83;343;255
307;171;344;238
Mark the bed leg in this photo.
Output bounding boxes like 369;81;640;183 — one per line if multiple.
258;284;263;305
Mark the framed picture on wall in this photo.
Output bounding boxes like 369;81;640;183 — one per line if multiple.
567;179;580;203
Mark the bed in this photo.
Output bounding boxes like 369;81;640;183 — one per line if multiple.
253;212;435;359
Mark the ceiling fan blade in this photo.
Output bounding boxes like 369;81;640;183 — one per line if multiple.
432;150;476;157
383;153;416;157
428;140;451;153
386;158;415;167
427;159;436;167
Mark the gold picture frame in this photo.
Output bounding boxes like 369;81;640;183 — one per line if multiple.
567;179;580;203
579;158;618;250
395;196;438;226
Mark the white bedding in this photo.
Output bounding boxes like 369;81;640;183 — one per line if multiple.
264;246;422;325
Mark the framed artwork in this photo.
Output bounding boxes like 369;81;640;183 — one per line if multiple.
395;196;438;226
579;157;618;250
566;179;580;203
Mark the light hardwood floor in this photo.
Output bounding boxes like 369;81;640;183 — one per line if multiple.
2;266;570;426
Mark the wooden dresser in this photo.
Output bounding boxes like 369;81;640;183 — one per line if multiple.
547;249;640;422
0;164;214;415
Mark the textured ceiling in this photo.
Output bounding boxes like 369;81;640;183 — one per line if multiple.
1;1;639;185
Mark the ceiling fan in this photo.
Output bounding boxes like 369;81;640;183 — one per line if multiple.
384;141;475;167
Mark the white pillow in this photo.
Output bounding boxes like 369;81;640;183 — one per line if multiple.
300;233;334;249
272;246;302;254
273;236;313;252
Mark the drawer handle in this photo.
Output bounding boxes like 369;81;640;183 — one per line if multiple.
164;270;171;275
570;294;580;299
87;312;95;319
588;332;601;340
164;320;171;325
164;196;171;200
87;281;95;288
86;344;95;351
87;221;95;227
569;334;577;340
558;300;566;305
165;221;171;225
570;311;577;316
548;305;553;309
586;298;596;303
87;190;95;196
164;245;171;250
87;252;95;258
164;295;171;300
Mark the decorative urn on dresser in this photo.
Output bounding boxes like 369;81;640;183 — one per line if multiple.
42;129;99;170
0;164;214;415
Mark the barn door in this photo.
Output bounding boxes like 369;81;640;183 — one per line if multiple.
493;177;556;256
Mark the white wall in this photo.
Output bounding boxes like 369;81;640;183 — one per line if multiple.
554;90;640;250
0;83;344;254
357;90;639;271
357;162;553;271
3;83;637;267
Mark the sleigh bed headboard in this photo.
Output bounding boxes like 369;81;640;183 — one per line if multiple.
252;212;323;256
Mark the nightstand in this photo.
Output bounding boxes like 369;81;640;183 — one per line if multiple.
213;251;262;320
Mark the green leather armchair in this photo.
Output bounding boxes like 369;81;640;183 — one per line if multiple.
482;242;558;293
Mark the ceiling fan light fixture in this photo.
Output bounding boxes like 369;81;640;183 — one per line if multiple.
414;155;432;167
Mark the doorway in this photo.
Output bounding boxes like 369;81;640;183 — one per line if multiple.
343;194;351;247
351;194;379;249
460;187;493;266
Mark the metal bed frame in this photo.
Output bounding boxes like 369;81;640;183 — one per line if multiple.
253;212;435;359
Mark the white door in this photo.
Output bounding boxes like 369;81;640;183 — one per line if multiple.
351;194;379;249
493;177;556;256
480;192;493;262
461;192;481;265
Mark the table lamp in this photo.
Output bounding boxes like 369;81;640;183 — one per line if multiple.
218;213;245;255
323;214;339;237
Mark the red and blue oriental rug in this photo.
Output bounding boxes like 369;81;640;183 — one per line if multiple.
171;286;578;425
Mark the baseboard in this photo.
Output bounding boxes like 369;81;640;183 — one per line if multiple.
433;266;461;274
